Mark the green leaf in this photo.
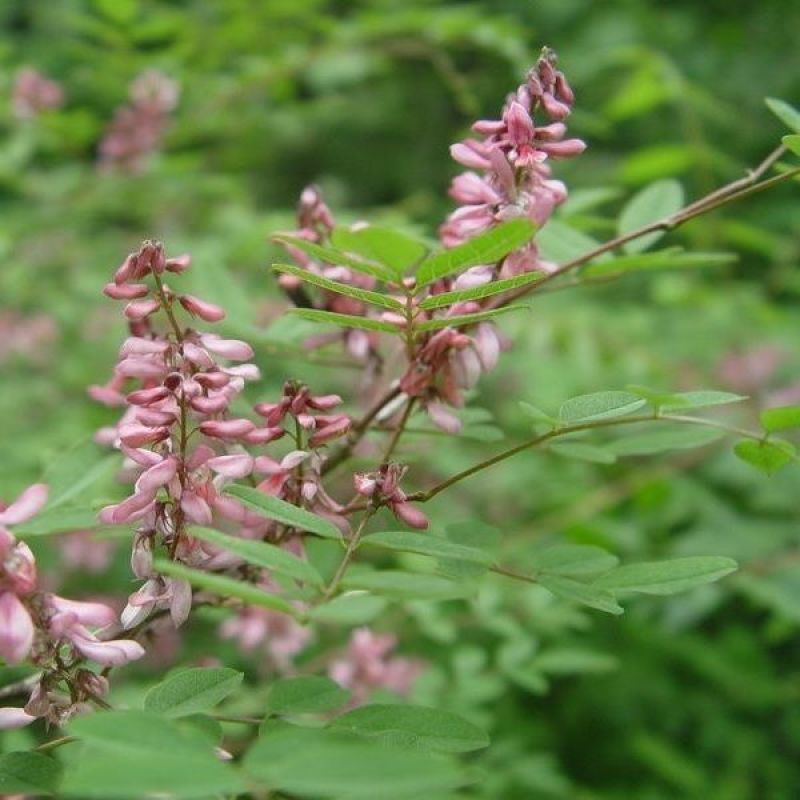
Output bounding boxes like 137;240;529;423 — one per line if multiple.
62;751;243;799
288;307;403;334
559;391;646;424
610;425;723;456
243;725;465;799
537;574;623;615
266;676;350;715
361;530;494;565
153;558;298;616
415;219;536;287
342;569;474;600
40;440;116;511
531;544;619;577
659;390;747;411
583;248;736;279
330;704;489;752
273;234;395;281
766;97;800;132
273;263;403;310
760;405;800;433
784;134;800;156
225;485;342;539
418;271;544;310
65;711;244;799
618;179;685;254
309;592;388;625
438;521;501;579
0;752;63;796
536;219;601;263
331;226;429;274
414;304;528;333
546;441;617;464
144;667;244;717
734;438;796;475
519;401;558;426
593;556;738;595
189;526;323;586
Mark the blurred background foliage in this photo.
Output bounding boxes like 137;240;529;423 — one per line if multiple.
1;1;799;797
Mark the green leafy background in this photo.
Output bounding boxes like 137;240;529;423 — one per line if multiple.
1;1;799;797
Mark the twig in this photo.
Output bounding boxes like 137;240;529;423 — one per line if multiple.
406;412;774;503
492;146;800;309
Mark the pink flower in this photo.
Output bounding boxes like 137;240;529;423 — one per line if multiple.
328;628;423;706
0;592;35;664
179;295;226;322
353;463;428;530
0;484;48;526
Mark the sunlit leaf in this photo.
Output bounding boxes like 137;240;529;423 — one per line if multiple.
331;226;429;274
760;405;800;433
415;219;536;287
734;438;796;475
766;97;800;132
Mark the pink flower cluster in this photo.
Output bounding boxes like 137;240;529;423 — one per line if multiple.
276;186;381;363
11;67;64;119
353;463;428;529
90;240;359;646
0;485;144;730
329;627;423;707
444;46;584;276
98;70;179;172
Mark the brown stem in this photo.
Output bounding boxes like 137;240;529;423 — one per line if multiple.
322;385;402;475
407;412;773;503
492;148;800;309
321;509;376;602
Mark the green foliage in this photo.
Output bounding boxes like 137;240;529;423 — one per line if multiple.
226;485;342;539
2;2;800;798
618;179;685;253
0;752;63;796
144;667;244;717
266;676;350;715
329;703;490;752
189;526;324;586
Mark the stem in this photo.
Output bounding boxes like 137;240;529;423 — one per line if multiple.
152;269;190;561
322;386;402;475
321;510;375;602
381;398;415;464
407;412;773;502
35;735;76;754
492;148;800;308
